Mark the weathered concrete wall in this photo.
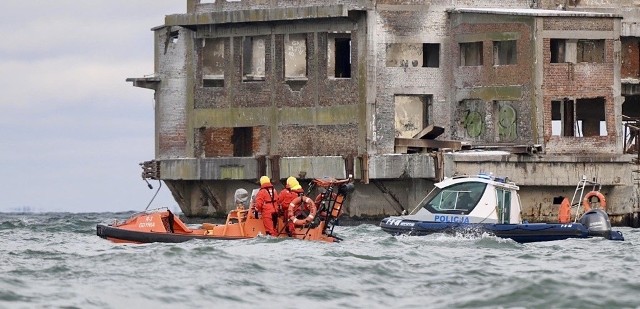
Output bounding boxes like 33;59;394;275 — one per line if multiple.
155;27;192;159
160;154;436;216
622;37;640;79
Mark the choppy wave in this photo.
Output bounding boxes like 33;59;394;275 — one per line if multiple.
0;213;639;308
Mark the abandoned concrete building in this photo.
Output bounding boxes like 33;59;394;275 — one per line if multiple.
128;0;640;226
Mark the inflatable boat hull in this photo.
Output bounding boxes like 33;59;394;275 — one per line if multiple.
380;219;624;243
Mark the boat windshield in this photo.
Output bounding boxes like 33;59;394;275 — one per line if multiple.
412;181;487;215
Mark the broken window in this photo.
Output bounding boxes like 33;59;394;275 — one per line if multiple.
423;43;440;68
169;30;179;44
385;43;439;68
550;39;602;63
242;36;266;82
550;39;566;63
232;127;254;157
551;97;606;137
493;40;517;65
460;42;483;66
328;33;351;78
284;34;307;79
394;95;432;138
386;43;419;68
202;38;225;87
577;40;604;63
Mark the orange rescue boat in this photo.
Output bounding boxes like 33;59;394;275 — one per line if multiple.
97;177;354;244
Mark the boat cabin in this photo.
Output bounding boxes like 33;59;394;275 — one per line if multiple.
408;174;522;224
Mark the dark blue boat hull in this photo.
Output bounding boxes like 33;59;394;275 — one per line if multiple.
380;219;624;243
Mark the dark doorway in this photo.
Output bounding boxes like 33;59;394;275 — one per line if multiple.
233;127;253;157
335;38;351;78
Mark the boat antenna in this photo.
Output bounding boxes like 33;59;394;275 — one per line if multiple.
144;180;162;211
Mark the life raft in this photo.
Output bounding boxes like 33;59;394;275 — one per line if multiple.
582;191;607;212
288;196;317;226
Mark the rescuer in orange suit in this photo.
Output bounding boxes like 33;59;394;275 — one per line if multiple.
277;176;300;218
286;184;306;234
254;176;279;236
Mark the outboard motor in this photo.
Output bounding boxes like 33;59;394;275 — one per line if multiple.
579;209;612;239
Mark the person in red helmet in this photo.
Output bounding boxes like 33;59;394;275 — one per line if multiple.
253;176;279;236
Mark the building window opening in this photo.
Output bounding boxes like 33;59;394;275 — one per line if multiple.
423;43;440;68
203;38;225;88
385;43;431;68
550;39;566;63
394;95;432;138
233;127;254;157
329;34;352;78
493;40;517;65
551;39;594;64
576;97;607;136
552;97;606;137
242;36;266;82
552;99;575;136
284;34;308;79
460;42;483;66
577;40;605;63
170;31;179;44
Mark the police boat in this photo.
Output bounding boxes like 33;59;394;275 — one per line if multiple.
380;174;624;243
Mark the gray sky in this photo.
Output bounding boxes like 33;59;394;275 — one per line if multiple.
0;1;186;213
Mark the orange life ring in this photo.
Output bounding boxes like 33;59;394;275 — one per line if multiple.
582;191;607;212
288;196;317;226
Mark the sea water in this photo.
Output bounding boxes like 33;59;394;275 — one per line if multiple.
0;212;639;309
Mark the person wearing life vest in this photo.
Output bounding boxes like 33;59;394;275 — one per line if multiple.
277;176;300;218
254;176;279;236
286;184;306;234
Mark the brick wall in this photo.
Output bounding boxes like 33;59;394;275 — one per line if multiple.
277;124;359;156
195;126;265;157
543;17;613;31
451;18;535;145
541;36;618;154
190;16;362;157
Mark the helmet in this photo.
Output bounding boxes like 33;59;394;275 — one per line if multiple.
259;176;271;186
291;184;303;192
286;176;299;189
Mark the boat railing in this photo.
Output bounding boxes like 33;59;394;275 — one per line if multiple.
449;173;519;189
570;175;602;222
